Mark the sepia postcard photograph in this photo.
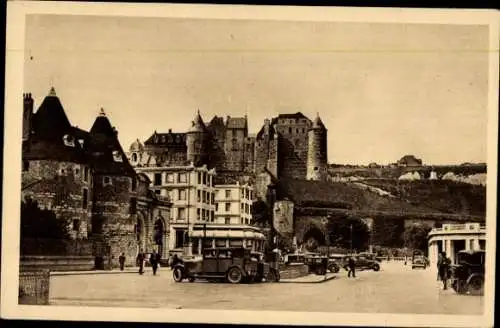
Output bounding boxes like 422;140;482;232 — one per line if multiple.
1;1;499;327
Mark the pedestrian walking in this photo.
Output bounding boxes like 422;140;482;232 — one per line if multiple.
137;251;145;275
118;252;126;271
438;252;451;290
150;250;159;275
347;256;356;278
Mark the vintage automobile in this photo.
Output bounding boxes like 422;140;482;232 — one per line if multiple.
358;252;382;263
342;254;381;271
172;247;280;284
304;253;329;275
411;255;428;269
450;250;485;295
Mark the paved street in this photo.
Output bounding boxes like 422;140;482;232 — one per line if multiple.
49;261;483;315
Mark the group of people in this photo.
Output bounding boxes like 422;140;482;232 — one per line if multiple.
135;250;162;275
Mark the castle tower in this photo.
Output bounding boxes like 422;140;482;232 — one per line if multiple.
22;93;34;141
186;110;207;165
306;113;328;181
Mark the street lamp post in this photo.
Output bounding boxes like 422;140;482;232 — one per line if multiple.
350;223;354;254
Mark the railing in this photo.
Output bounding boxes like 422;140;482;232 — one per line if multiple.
19;269;50;305
429;223;486;236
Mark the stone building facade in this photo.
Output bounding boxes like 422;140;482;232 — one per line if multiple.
126;112;328;182
21;88;171;268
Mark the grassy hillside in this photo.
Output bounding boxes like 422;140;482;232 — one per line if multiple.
361;179;486;217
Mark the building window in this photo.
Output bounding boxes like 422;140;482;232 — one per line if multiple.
84;167;89;182
197;209;201;220
72;219;80;231
225;203;231;212
154;173;162;186
112;150;123;162
241;203;244;211
197;172;202;184
225;217;230;225
288;127;292;134
175;230;186;248
132;178;137;191
215;203;219;211
155;190;161;195
82;188;88;209
225;190;231;199
202;173;207;185
166;174;174;183
179;189;187;200
132;153;138;162
103;176;111;185
211;193;214;204
178;208;186;220
130;197;137;214
211;211;214;222
23;161;29;172
197;190;201;202
179;173;187;183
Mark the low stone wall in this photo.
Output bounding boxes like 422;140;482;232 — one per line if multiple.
19;270;50;305
20;255;97;272
279;263;309;280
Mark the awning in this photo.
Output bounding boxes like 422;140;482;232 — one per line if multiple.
190;230;266;240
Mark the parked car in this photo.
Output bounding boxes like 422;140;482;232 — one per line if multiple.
304;253;329;275
450;250;485;295
172;247;280;284
358;252;382;263
342;254;381;271
411;255;428;269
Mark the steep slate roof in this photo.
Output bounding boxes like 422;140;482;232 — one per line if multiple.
144;131;187;147
311;115;326;130
23;88;88;163
274;178;477;220
276;112;308;120
88;109;136;177
226;116;247;129
188;111;207;133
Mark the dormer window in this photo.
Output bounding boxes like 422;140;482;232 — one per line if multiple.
112;151;123;162
63;134;75;147
103;176;112;186
131;153;138;163
78;139;84;147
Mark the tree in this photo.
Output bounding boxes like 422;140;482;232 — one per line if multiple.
371;217;405;247
21;198;69;240
403;224;432;253
327;217;370;251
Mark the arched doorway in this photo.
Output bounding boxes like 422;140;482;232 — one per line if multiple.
303;227;326;252
153;216;167;259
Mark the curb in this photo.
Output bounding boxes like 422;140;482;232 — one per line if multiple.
50;270;140;276
280;274;337;284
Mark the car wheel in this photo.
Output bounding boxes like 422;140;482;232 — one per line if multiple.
467;276;484;295
373;264;380;272
172;267;184;282
227;267;244;284
328;264;339;273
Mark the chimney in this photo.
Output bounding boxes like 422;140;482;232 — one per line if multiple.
23;93;34;141
168;129;172;133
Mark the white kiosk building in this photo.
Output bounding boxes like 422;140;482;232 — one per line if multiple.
428;222;486;268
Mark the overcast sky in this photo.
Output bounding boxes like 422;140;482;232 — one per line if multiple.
24;14;489;165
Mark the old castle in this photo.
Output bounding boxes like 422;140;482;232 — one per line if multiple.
21;88;171;268
127;111;329;182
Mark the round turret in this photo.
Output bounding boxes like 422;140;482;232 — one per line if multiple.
307;113;327;181
186;110;207;164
